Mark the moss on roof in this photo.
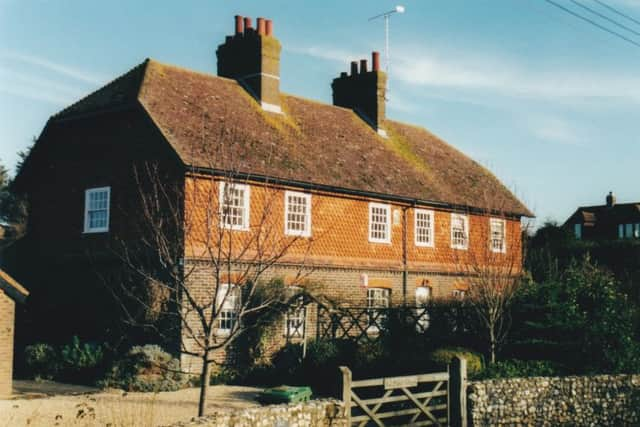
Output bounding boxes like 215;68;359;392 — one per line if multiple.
52;59;532;217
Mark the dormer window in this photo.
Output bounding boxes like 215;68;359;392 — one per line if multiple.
84;187;110;233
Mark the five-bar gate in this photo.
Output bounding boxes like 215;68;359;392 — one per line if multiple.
340;357;467;426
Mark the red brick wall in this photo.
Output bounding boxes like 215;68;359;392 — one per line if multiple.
0;291;15;397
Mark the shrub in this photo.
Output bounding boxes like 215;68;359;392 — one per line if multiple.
58;336;105;383
510;256;640;374
24;343;59;380
427;347;483;376
476;359;560;380
99;344;188;392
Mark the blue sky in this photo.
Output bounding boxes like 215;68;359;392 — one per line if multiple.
1;0;640;225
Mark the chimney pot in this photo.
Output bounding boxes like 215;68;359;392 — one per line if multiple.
265;19;273;36
360;59;368;73
350;61;358;76
217;14;282;113
340;71;348;78
244;17;253;33
235;15;244;35
372;51;380;71
606;191;616;207
257;17;265;35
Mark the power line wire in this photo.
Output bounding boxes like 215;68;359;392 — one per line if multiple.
543;0;640;48
592;0;640;28
570;0;640;37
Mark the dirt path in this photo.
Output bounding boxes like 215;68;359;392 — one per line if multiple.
0;381;262;427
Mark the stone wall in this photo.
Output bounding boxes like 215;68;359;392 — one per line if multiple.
468;374;640;426
165;399;347;427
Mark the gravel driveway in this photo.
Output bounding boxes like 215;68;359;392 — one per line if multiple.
0;380;262;427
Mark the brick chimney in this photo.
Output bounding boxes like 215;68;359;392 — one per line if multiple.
332;51;387;134
216;15;282;113
606;191;616;207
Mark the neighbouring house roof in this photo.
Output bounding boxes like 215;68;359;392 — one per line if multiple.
566;203;640;227
0;269;29;304
52;59;532;217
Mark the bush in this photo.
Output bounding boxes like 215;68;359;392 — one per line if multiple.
24;343;59;380
58;336;105;383
476;359;560;380
510;256;640;374
427;347;483;377
99;344;188;392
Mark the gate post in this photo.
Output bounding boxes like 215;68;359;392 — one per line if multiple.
339;366;352;426
449;356;467;427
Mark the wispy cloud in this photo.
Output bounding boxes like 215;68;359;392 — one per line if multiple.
527;116;587;146
1;51;106;85
0;51;103;105
289;43;640;105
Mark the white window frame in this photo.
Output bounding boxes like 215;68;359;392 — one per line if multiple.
219;182;250;231
574;223;582;240
83;187;111;233
369;203;391;244
414;209;435;247
284;292;306;338
216;283;240;336
453;289;466;299
367;287;390;332
415;286;431;332
450;213;469;250
284;191;312;237
490;218;507;253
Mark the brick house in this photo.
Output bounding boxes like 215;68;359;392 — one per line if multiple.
565;192;640;241
0;269;28;397
13;15;531;369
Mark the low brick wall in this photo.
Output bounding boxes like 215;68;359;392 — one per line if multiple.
468;374;640;426
165;399;347;427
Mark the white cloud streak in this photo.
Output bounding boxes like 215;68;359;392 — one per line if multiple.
289;44;640;104
1;51;106;85
528;116;587;146
0;51;103;105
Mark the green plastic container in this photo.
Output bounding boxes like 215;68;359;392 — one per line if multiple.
257;385;313;404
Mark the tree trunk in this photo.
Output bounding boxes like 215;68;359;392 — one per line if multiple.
198;353;212;417
489;327;496;364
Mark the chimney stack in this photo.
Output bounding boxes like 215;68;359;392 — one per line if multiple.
606;191;616;208
216;15;282;113
332;51;387;133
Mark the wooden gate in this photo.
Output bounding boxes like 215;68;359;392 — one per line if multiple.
339;357;467;427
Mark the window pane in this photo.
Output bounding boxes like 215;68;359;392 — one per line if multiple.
415;210;433;245
370;205;389;241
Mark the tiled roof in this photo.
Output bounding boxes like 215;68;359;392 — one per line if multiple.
0;269;29;304
53;59;532;217
569;203;640;226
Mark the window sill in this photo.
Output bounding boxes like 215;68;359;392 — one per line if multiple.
82;229;109;234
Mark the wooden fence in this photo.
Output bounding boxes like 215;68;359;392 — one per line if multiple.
340;356;468;427
317;306;430;343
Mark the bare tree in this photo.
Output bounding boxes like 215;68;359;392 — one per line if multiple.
449;190;528;364
108;127;317;416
